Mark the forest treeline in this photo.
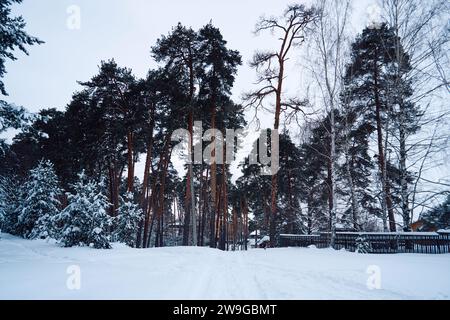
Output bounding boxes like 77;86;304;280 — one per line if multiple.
0;0;449;249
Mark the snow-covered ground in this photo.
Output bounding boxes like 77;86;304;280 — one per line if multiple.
0;233;449;300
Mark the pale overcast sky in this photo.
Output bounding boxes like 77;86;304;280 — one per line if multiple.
2;0;448;212
3;0;372;115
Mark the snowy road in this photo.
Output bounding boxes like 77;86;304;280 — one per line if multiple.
0;233;449;299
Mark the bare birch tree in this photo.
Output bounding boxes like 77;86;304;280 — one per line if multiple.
382;0;450;229
307;0;352;246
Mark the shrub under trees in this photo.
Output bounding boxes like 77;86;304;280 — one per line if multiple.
55;172;112;249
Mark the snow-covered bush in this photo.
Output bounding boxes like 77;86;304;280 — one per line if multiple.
16;160;62;239
55;172;112;249
114;192;142;247
355;235;371;254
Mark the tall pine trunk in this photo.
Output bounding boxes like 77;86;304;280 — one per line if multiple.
374;60;396;232
307;193;313;235
199;166;208;246
219;160;228;251
126;131;134;192
155;147;171;247
136;113;155;247
269;84;282;247
242;197;249;250
183;112;194;246
108;161;120;217
345;150;360;231
143;138;168;247
209;103;217;248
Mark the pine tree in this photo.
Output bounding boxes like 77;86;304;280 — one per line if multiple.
152;23;200;247
137;69;188;249
135;71;160;248
79;59;140;215
343;23;406;232
244;4;317;246
385;46;421;231
197;23;243;250
114;192;142;247
339;102;379;231
55;172;112;249
16;160;61;239
3;108;66;182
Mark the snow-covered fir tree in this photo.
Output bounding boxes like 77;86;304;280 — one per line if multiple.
355;235;372;254
55;172;112;249
0;175;22;235
0;177;6;231
16;160;61;239
114;192;142;247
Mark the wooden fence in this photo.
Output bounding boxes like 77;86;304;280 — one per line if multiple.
279;231;450;254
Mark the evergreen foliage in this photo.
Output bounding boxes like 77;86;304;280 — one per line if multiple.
16;160;61;239
55;172;112;249
114;192;142;247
